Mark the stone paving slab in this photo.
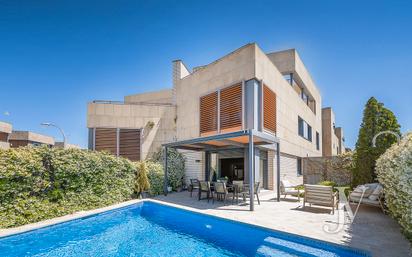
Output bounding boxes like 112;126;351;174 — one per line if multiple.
155;191;411;257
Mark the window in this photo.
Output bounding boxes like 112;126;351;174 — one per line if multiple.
298;117;304;137
316;132;320;150
199;92;218;136
283;73;293;85
263;84;276;133
298;116;312;141
301;91;309;105
220;84;242;133
297;158;302;176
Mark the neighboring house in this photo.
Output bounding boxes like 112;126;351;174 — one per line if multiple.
321;107;345;156
9;131;55;148
54;142;81;149
0;121;12;149
87;43;345;189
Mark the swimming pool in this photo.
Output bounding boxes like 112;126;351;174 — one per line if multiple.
0;201;369;256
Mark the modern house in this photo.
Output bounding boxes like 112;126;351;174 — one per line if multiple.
87;43;346;202
9;131;55;148
321;107;345;156
0;121;12;149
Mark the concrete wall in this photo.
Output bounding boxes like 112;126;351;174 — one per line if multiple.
124;89;173;104
9;131;55;146
0;121;12;134
175;43;256;140
0;121;12;149
255;45;322;158
87;102;176;159
322;107;341;156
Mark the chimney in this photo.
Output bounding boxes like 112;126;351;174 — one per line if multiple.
172;60;190;104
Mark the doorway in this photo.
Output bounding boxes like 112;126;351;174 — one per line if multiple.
219;158;244;182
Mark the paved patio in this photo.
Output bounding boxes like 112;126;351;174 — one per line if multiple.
154;191;411;257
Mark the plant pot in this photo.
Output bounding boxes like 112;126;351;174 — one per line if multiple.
167;186;172;192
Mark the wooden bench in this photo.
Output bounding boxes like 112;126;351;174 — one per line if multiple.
303;184;338;214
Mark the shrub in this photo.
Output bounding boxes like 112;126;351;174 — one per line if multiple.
0;146;136;228
318;180;337;187
151;148;185;191
134;161;151;197
145;161;164;196
376;132;412;241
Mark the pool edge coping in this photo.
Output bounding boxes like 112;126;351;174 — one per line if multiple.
0;199;142;238
0;198;370;256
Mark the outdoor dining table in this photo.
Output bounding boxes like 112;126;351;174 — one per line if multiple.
227;183;249;204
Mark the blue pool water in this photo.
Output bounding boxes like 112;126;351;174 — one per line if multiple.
0;201;369;257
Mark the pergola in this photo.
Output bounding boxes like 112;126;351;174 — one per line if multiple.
162;129;281;211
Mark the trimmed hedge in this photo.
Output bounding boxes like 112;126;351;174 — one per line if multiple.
0;147;136;228
376;132;412;241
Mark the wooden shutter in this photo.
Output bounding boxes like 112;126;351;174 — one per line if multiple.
220;83;242;133
119;129;141;161
263;84;276;133
200;91;218;136
95;128;117;155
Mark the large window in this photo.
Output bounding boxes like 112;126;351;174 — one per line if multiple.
298;116;312;142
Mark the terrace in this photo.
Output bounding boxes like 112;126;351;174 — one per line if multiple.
154;191;411;257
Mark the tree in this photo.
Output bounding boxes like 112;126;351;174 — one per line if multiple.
135;161;150;197
352;97;401;186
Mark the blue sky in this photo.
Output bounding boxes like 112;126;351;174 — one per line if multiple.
0;0;411;148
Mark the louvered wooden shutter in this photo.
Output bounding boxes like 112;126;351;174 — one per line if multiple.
220;83;242;133
263;84;277;133
200;91;218;136
119;129;141;161
95;128;117;155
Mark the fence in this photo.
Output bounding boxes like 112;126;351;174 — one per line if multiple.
303;156;352;186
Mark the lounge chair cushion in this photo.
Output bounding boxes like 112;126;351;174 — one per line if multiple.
350;196;380;206
281;180;293;188
284;189;300;194
368;184;383;201
352;183;378;198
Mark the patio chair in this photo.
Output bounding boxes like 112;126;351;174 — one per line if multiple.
232;180;244;203
198;181;213;202
188;179;200;197
213;182;230;204
348;183;385;212
242;182;261;205
303;184;338;214
280;180;303;201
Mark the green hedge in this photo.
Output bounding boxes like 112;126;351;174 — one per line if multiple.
376;132;412;241
0;147;136;228
145;161;164;196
